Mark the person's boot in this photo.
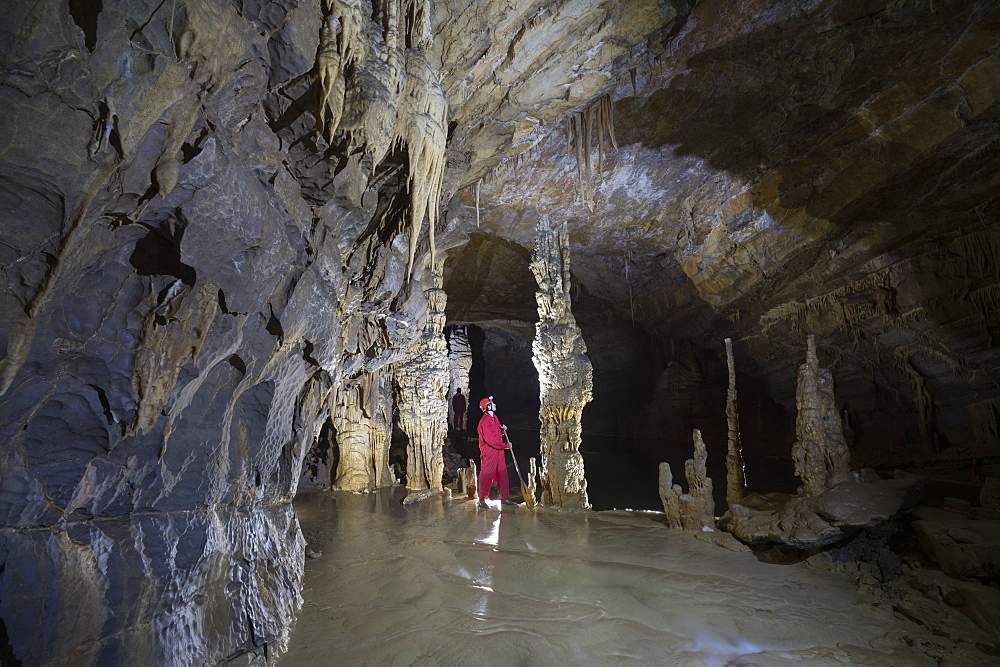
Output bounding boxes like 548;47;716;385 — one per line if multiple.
477;498;488;508
501;499;518;506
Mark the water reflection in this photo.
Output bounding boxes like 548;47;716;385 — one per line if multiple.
0;504;303;664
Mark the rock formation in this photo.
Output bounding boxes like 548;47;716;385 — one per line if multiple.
332;371;393;492
446;325;472;426
658;429;716;532
2;0;999;661
530;216;592;509
792;335;853;496
724;337;747;507
393;269;449;504
722;479;922;549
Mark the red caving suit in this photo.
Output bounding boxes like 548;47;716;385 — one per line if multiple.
477;412;510;500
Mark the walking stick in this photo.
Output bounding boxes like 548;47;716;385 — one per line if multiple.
503;432;535;508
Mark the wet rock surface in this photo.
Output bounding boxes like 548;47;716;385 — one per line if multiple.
283;488;939;665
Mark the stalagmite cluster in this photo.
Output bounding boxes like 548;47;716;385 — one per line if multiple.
658;429;716;531
792;335;853;496
393;269;449;503
530;216;592;509
724;338;747;506
332;371;393;492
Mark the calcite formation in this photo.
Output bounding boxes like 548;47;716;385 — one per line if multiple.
393;269;449;503
658;429;716;532
792;335;853;496
530;216;592;509
332;371;393;492
724;337;746;507
446;325;472;426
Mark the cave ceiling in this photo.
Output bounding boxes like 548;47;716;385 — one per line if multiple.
436;0;1000;437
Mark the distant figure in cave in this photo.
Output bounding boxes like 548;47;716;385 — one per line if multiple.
477;396;516;508
452;388;467;430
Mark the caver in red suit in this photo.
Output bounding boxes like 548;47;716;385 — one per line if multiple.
477;396;510;500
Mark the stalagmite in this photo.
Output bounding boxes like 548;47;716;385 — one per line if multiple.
530;216;592;509
393;268;449;504
447;326;472;428
658;429;716;532
528;457;539;506
724;337;746;506
331;371;392;492
791;335;853;496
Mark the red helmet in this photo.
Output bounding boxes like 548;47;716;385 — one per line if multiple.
479;396;494;411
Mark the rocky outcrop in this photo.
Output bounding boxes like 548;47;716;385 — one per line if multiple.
722;479;921;548
792;335;853;496
913;519;1000;579
530;216;592;509
394;270;449;504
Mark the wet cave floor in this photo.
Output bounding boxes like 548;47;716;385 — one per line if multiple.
281;488;932;665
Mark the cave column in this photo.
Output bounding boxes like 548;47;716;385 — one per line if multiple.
393;268;449;503
331;370;392;492
791;335;852;496
724;338;747;506
447;325;472;428
530;216;592;509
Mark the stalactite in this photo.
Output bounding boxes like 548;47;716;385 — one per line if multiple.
474;179;481;227
724;338;746;506
393;267;449;503
531;215;592;509
313;0;446;275
394;49;447;275
791;335;852;496
566;93;617;212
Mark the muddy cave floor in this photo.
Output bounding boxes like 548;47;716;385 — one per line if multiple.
281;488;949;665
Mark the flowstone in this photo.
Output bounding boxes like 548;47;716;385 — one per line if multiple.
394;269;449;503
530;216;592;509
791;335;852;496
332;370;393;492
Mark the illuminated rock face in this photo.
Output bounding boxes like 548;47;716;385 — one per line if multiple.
658;429;716;532
530;217;592;509
447;326;472;426
332;371;393;492
394;270;449;503
792;335;853;497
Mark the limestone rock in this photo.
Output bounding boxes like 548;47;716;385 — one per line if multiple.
531;216;592;509
722;479;920;549
394;269;449;503
791;335;852;496
913;520;1000;579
